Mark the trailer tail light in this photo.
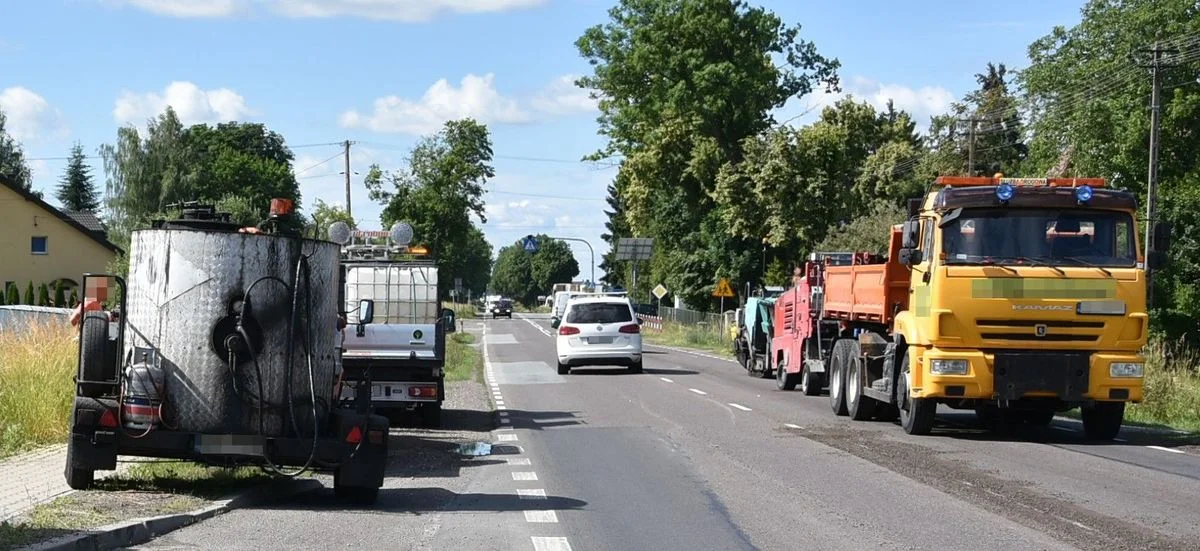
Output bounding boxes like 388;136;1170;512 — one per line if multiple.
618;323;640;334
559;326;580;335
346;425;363;444
99;408;118;428
409;385;438;398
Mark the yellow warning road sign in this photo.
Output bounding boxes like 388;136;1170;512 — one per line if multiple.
712;278;735;298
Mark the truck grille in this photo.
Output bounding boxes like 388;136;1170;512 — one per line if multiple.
976;319;1104;344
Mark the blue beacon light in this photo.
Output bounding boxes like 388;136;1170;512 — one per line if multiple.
995;182;1015;202
1074;185;1094;203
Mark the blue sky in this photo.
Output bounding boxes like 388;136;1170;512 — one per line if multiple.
0;0;1085;282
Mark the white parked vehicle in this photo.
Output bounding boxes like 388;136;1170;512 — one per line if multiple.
552;296;643;375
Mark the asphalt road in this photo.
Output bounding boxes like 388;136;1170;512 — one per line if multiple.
128;313;1200;551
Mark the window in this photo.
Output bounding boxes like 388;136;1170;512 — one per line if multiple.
31;236;48;255
941;208;1137;268
566;302;634;324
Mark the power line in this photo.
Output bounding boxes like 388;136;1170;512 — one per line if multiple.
294;151;342;175
486;190;606;202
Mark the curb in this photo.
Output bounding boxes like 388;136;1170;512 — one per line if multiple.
25;477;324;551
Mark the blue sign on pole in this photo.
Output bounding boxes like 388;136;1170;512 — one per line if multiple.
522;236;539;253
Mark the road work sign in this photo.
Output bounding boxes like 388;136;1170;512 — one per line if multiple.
712;278;735;298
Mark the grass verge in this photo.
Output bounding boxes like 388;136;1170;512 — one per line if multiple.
448;303;477;320
0;461;272;550
643;321;735;359
445;332;483;383
1120;339;1200;432
0;321;77;459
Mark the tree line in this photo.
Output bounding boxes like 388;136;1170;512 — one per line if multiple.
0;281;80;309
583;0;1200;338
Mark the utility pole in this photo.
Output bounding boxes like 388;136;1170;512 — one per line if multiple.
1138;42;1178;308
343;140;354;218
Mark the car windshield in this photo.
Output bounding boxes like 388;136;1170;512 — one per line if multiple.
498;300;511;308
941;208;1137;268
566;302;633;324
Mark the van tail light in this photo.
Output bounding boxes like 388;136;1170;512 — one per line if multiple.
618;323;640;334
559;326;580;335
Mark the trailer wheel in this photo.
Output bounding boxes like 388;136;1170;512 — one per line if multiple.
897;353;935;435
846;342;876;421
1081;402;1124;441
776;358;800;391
799;365;822;396
64;442;94;490
78;312;114;398
829;340;850;416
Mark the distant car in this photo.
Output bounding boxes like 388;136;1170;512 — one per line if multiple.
491;299;513;319
552;296;643;375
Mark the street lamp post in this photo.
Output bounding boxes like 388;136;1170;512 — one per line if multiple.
547;236;596;290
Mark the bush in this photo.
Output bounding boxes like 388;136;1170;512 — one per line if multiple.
1128;338;1200;431
0;322;78;458
36;283;51;307
6;284;18;305
23;282;34;305
53;281;66;307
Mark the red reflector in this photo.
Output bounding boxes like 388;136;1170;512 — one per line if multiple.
99;409;118;428
345;425;363;444
619;323;640;334
559;326;580;335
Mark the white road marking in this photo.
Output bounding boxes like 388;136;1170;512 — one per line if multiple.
496;426;514;431
500;419;511;425
498;405;508;410
1147;445;1185;454
784;423;803;430
644;343;736;364
496;400;505;406
498;433;518;442
728;403;752;412
659;377;674;383
512;471;539;481
689;388;707;395
518;489;548;500
521;316;555;338
507;458;532;466
524;510;559;523
499;412;510;417
531;537;573;551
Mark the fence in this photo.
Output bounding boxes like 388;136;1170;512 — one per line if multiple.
660;306;727;332
0;305;73;331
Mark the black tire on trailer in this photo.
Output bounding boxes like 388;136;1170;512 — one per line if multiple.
557;362;570;375
1081;401;1124;441
846;340;876;421
829;340;850;416
776;356;800;391
64;441;94;490
799;364;822;396
897;351;936;435
78;311;113;398
420;403;442;428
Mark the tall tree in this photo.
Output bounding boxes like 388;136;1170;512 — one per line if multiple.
490;235;579;305
365;118;494;300
56;142;100;212
598;177;629;287
491;243;536;304
0;108;33;191
310;199;357;241
576;0;839;309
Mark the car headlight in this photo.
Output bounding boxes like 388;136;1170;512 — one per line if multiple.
931;359;969;375
1110;362;1144;378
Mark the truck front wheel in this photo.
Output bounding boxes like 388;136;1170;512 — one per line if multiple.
1081;402;1124;441
898;352;936;435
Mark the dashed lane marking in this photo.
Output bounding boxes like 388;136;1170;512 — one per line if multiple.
531;537;573;551
507;458;532;466
518;489;548;500
498;433;518;442
499;412;510;417
1147;445;1186;454
728;403;752;412
524;510;559;523
512;471;539;481
659;377;674;383
784;423;803;430
689;388;707;395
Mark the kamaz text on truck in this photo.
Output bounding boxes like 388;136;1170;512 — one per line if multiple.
771;176;1170;440
331;223;455;428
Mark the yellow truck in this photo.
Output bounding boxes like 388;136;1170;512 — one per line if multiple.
772;176;1170;440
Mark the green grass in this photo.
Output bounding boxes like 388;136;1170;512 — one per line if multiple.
448;303;477;320
445;332;483;383
643;321;735;359
97;460;274;499
1122;339;1200;433
0;322;77;459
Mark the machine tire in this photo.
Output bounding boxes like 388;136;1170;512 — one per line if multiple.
557;362;570;375
846;342;876;421
828;340;850;416
897;352;936;435
64;442;94;490
1081;402;1124;441
776;358;800;391
800;366;822;396
78;312;113;398
420;403;442;428
628;361;644;374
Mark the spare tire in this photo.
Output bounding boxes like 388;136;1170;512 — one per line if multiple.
77;312;115;398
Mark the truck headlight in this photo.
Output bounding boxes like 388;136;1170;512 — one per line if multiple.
1110;362;1144;378
931;359;969;375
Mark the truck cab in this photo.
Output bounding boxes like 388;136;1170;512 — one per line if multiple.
336;228;451;427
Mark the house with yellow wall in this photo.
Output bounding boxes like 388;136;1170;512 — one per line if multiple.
0;177;120;297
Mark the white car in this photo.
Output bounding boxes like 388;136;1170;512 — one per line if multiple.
553;296;643;374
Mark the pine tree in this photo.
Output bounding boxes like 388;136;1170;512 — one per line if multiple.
599;181;630;288
6;283;19;305
37;283;51;306
0;286;5;306
69;289;79;308
55;142;100;212
24;282;35;305
53;280;66;307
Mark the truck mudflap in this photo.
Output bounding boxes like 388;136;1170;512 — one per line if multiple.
65;396;389;501
993;351;1089;401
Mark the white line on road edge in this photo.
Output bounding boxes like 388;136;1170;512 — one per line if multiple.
645;343;737;364
498;405;508;410
689;388;707;395
512;471;539;481
500;419;511;425
659;377;674;383
498;433;518;442
521;315;554;338
531;537;573;551
508;458;532;466
524;510;559;523
1147;445;1186;454
784;423;803;430
728;403;752;412
518;489;548;500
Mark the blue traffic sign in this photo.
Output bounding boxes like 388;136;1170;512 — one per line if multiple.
522;236;539;253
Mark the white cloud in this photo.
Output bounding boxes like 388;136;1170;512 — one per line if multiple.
108;0;547;21
340;73;530;135
114;81;257;126
789;76;955;131
0;87;69;142
530;74;598;116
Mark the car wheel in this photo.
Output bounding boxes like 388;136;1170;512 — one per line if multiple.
557;362;570;375
628;361;643;374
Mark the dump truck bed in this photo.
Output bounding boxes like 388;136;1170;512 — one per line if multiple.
820;226;911;325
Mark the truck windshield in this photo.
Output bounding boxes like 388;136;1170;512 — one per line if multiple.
941;208;1137;268
567;303;634;324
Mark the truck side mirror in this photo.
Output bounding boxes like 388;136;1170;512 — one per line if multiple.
1153;222;1172;253
1149;251;1168;270
442;307;456;333
901;220;920;249
898;248;924;266
551;317;561;329
358;299;374;325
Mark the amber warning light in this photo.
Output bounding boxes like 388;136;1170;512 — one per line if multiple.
270;198;295;217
